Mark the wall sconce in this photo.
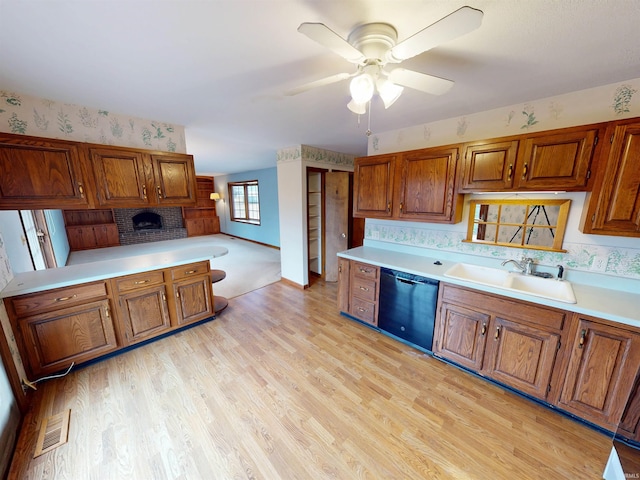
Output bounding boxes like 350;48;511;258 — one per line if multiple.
210;193;221;201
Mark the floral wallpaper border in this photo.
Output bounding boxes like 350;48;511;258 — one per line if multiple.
365;222;640;280
277;144;354;167
369;79;640;154
0;90;186;153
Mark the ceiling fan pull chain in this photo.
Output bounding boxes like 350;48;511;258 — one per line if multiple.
366;101;372;137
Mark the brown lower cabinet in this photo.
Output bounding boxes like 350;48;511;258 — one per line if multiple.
557;313;640;431
4;261;214;378
433;282;640;432
434;283;567;402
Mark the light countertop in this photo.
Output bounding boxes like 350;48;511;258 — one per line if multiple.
1;243;228;298
338;246;640;329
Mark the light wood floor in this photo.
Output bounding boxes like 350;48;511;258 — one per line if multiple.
9;280;612;479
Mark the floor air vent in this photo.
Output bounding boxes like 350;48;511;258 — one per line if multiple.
34;409;71;458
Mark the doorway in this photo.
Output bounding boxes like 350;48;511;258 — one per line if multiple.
19;210;57;270
307;169;358;283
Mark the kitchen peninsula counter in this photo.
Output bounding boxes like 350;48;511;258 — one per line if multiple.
1;241;228;298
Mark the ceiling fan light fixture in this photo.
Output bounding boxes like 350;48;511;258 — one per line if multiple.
376;78;404;109
347;99;367;115
349;73;375;104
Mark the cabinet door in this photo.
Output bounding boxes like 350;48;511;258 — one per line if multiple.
66;225;96;250
90;148;149;207
337;258;350;313
0;136;90;208
150;154;197;206
460;140;519;191
558;315;640;430
515;128;598;190
172;276;213;326
484;316;560;400
353;154;396;218
395;146;462;223
118;285;171;345
19;299;118;376
582;121;640;236
95;224;120;247
433;302;489;371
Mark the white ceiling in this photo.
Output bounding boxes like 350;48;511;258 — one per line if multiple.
1;1;639;175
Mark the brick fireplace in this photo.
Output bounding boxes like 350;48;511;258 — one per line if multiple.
113;207;187;245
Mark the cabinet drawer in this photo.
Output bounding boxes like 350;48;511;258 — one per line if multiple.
10;281;108;317
352;262;379;280
170;261;210;281
115;270;165;293
351;277;377;302
350;297;377;325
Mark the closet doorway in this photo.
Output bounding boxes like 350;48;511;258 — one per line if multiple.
307;168;358;282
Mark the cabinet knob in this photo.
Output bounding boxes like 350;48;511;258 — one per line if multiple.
579;329;587;349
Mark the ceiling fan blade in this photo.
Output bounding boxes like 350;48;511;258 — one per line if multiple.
284;72;353;96
388;68;454;95
386;6;483;63
298;23;366;64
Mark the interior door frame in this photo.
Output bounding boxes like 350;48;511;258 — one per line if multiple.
32;210;57;269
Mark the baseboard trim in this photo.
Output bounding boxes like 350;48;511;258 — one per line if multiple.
280;277;308;290
219;233;280;250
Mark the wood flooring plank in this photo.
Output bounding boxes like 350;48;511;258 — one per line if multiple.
8;280;613;479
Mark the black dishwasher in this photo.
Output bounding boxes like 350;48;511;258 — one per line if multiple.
378;267;439;353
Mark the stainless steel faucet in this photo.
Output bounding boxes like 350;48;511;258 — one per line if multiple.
501;257;535;275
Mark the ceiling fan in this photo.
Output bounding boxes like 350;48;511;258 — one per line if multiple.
286;6;483;114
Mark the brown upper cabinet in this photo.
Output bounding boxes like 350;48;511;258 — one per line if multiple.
353;145;462;224
353;153;397;219
460;124;603;192
580;118;640;236
0;134;92;209
0;133;197;210
90;147;197;208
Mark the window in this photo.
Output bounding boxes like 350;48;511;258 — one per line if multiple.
229;180;261;225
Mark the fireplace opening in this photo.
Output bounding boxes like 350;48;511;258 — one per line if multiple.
132;211;163;230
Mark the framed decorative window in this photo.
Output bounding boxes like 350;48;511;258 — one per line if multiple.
465;199;571;252
228;180;261;225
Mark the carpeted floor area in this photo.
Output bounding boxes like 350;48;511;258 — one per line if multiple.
66;234;281;299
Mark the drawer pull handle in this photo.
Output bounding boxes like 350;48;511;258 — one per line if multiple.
522;162;528;179
507;163;513;181
184;270;197;275
78;183;85;198
142;185;147;200
579;329;586;349
481;323;487;336
357;307;368;312
359;268;370;273
55;294;77;302
359;286;369;291
494;326;501;340
387;201;391;212
134;280;150;285
157;185;163;198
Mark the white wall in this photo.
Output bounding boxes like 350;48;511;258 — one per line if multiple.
276;145;355;287
277;154;306;286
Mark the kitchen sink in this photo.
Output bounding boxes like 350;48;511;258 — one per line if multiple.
444;263;576;304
